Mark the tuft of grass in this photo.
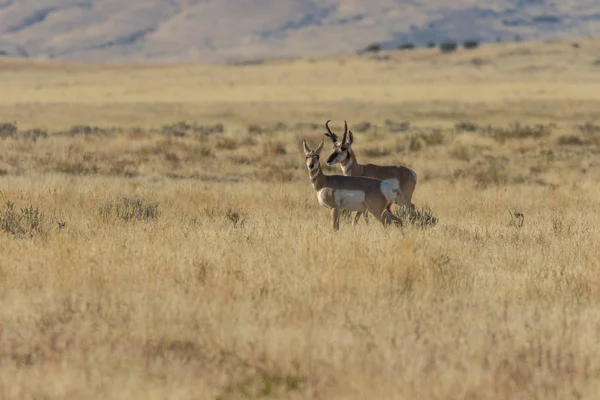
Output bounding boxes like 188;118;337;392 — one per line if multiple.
0;201;55;239
218;373;305;400
408;135;422;152
408;129;445;150
201;206;247;228
393;205;438;229
419;129;445;146
99;197;159;222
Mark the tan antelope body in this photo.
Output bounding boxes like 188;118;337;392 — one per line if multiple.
303;139;403;231
324;120;417;225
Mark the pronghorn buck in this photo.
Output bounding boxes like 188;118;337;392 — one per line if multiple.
303;139;403;231
324;120;417;225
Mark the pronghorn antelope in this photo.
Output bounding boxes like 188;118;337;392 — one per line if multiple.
303;139;403;231
324;120;417;225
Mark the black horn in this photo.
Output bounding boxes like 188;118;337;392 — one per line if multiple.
341;120;348;144
324;120;339;143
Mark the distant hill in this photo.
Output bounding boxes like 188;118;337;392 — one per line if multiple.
1;0;600;64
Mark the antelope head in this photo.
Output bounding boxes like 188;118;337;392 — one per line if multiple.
324;120;354;167
303;139;324;171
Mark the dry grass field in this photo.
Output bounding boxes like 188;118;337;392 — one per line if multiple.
2;39;600;399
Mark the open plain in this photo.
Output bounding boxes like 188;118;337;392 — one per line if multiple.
2;39;600;399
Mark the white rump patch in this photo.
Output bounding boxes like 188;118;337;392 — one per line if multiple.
334;190;366;212
317;189;330;209
379;181;397;204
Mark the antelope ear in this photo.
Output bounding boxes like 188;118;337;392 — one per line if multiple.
302;140;311;155
346;130;354;145
315;139;324;155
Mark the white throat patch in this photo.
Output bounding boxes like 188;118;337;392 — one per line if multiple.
341;158;353;175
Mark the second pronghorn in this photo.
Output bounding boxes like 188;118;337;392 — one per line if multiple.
303;139;403;231
323;120;417;225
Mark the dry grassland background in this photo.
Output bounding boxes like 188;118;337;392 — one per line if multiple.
2;39;600;399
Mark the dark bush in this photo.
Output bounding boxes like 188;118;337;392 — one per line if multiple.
557;135;587;146
363;43;382;53
248;124;265;135
0;122;18;138
463;39;480;50
427;41;436;48
439;41;458;53
398;43;415;50
455;121;479;132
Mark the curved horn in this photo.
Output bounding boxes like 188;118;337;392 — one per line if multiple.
324;120;339;143
341;120;348;144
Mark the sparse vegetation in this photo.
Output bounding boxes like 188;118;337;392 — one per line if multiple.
3;41;600;400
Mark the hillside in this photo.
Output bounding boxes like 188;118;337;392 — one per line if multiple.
1;0;600;63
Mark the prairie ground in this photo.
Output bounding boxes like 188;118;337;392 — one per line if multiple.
1;39;600;399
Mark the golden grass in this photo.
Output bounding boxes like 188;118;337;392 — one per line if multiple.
2;39;600;399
